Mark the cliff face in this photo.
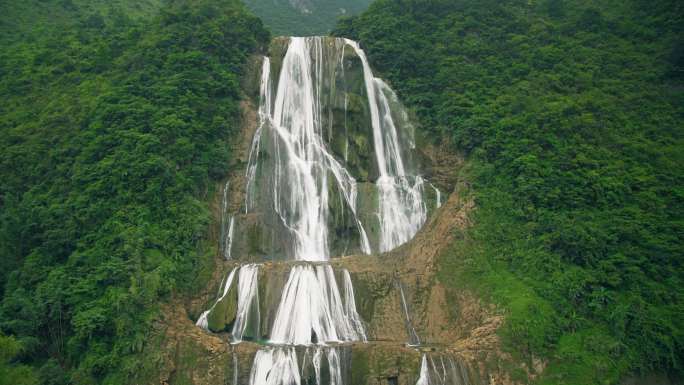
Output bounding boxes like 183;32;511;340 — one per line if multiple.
144;170;519;385
139;38;529;385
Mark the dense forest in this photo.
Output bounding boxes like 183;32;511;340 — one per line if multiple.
1;0;682;384
335;0;683;383
242;0;371;36
0;0;268;383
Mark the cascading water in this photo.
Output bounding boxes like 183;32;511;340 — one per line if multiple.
249;348;301;385
249;346;347;385
416;355;430;385
345;40;427;252
415;354;473;385
245;57;271;214
245;36;428;382
431;183;442;209
269;264;365;345
225;216;235;259
398;281;421;346
232;264;261;342
196;267;237;330
342;270;366;342
220;181;236;259
244;37;426;258
198;36;434;384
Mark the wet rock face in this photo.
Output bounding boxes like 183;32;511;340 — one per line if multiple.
206;282;237;332
231;37;436;261
170;191;503;384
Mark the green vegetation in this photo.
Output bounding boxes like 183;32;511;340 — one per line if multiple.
0;0;268;383
243;0;371;36
0;0;162;39
335;0;683;383
0;333;38;385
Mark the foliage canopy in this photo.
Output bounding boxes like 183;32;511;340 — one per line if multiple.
335;0;683;383
0;0;268;383
242;0;372;36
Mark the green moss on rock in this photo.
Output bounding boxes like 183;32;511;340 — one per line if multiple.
207;283;238;332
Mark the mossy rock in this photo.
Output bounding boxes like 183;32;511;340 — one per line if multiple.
349;344;424;385
247;222;264;255
356;182;380;251
161;332;235;385
207;284;238;332
349;347;370;384
267;37;290;86
325;175;368;256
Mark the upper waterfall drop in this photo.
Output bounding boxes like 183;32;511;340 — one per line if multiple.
244;36;427;260
344;39;427;252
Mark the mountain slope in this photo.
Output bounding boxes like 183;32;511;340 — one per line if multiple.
334;0;683;383
0;0;268;383
0;0;162;42
242;0;372;35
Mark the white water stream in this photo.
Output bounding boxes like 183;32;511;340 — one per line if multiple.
431;183;442;209
399;282;421;346
232;264;261;342
220;181;236;259
415;354;473;385
270;265;365;345
345;39;427;252
196;267;237;330
199;36;433;384
249;346;345;385
245;37;373;260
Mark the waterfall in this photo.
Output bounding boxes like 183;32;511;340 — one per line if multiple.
431;183;442;209
415;354;473;385
248;346;346;385
196;267;237;330
245;57;272;213
249;348;301;385
220;181;235;259
244;36;427;258
203;36;434;383
269;264;365;345
244;37;370;260
224;216;235;260
342;269;366;342
345;40;427;252
232;264;261;342
398;281;421;346
416;355;430;385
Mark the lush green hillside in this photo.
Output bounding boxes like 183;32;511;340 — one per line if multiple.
335;0;683;383
0;0;162;42
0;0;268;383
242;0;371;35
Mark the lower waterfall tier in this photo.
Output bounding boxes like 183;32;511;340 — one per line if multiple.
196;263;366;345
188;258;486;384
148;179;505;384
154;337;480;385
